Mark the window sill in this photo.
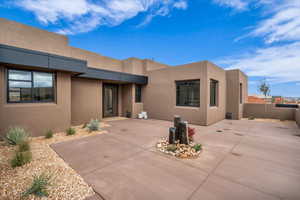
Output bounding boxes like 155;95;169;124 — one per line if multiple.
209;106;219;109
175;106;200;110
4;102;57;107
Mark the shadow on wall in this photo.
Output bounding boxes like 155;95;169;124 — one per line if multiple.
296;109;300;127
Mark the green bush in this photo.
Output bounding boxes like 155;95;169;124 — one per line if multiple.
5;127;28;145
193;144;202;152
22;173;52;198
18;141;30;152
66;127;76;136
45;130;54;139
11;151;32;168
86;119;100;132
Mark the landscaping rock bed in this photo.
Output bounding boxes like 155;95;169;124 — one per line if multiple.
0;123;110;200
156;137;202;159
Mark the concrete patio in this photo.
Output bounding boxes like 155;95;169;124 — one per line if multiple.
51;119;300;200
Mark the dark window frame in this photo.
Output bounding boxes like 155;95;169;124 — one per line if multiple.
135;84;142;103
210;79;219;107
176;79;200;107
6;68;56;104
240;83;243;104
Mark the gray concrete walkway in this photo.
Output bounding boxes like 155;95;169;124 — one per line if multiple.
51;119;300;200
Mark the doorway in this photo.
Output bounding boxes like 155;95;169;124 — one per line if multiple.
103;84;118;118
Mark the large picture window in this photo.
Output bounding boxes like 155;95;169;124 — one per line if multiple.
7;69;55;103
176;80;200;107
135;84;142;103
210;79;218;107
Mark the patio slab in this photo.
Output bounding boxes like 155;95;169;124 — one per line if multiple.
51;134;144;175
151;146;227;174
232;135;300;170
214;154;300;200
83;151;208;200
194;131;244;152
50;118;300;200
190;175;279;200
105;119;169;148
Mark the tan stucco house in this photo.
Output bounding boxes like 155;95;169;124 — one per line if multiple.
0;18;248;137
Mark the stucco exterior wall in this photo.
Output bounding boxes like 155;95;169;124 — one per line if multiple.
121;84;133;117
226;70;248;120
70;47;123;72
238;71;248;119
0;66;71;137
123;58;146;75
243;103;295;120
71;78;102;125
0;18;70;57
144;59;169;71
206;61;226;125
144;61;208;125
121;84;144;118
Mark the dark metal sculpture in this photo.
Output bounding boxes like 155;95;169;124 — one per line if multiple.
169;116;189;145
168;127;176;144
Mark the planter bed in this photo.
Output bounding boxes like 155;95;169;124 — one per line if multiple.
0;123;110;200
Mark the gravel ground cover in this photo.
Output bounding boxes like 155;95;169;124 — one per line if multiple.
0;123;110;200
242;118;295;123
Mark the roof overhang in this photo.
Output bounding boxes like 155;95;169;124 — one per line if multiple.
0;44;148;84
78;67;148;85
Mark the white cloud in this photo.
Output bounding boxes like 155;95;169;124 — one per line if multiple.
215;0;300;84
212;0;249;10
214;0;300;44
174;0;188;9
219;42;300;83
14;0;188;34
251;0;300;43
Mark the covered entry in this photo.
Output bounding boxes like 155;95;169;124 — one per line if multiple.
103;84;118;118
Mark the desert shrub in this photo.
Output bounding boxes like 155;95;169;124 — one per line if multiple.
22;173;52;198
18;141;30;152
5;127;28;145
87;119;100;132
66;127;76;136
45;130;54;139
193;144;202;152
166;144;177;152
11;151;32;168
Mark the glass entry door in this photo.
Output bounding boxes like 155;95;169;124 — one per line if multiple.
103;84;118;118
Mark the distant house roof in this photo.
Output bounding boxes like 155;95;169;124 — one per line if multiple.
247;96;266;103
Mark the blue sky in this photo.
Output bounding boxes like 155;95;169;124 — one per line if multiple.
0;0;299;97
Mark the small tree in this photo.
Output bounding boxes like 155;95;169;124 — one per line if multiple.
258;78;271;97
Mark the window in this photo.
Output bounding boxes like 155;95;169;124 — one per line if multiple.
135;84;142;103
7;69;55;103
176;80;200;107
240;83;243;104
210;79;218;107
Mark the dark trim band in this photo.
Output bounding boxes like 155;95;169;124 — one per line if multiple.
0;44;87;73
78;67;148;85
